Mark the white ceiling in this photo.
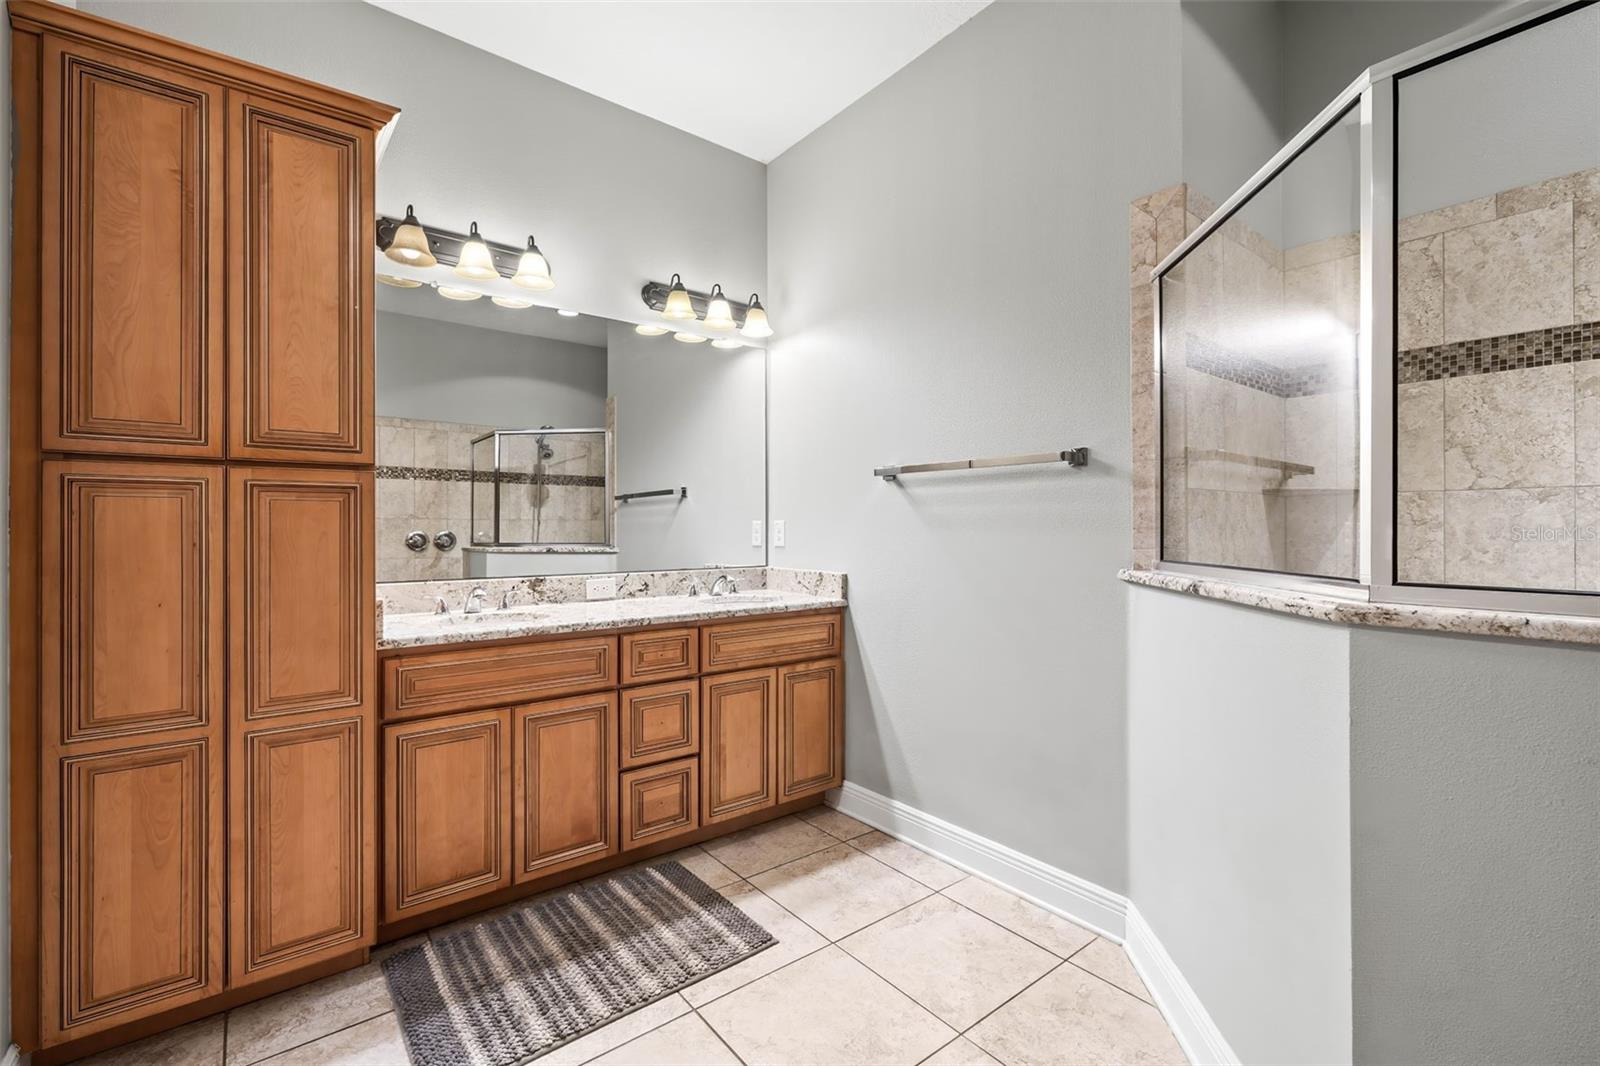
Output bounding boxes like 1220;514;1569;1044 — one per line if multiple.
367;1;992;162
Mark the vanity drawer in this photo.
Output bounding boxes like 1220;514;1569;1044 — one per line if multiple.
620;757;699;851
700;611;843;672
382;636;617;720
621;628;698;685
620;680;699;768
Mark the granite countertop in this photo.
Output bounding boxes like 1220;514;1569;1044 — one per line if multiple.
380;589;846;650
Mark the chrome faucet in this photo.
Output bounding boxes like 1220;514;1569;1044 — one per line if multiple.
710;575;738;597
464;586;489;614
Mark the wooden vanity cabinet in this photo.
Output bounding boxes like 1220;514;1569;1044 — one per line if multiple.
778;659;845;801
701;667;779;825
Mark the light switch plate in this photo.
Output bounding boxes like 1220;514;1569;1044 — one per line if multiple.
751;520;763;547
773;520;786;547
585;576;617;600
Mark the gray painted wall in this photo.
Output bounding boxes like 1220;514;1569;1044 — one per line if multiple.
767;0;1183;892
1349;628;1600;1064
82;2;768;327
605;322;765;573
1180;1;1284;218
376;311;606;430
1127;588;1353;1066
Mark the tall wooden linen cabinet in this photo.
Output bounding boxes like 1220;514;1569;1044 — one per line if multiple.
7;3;397;1058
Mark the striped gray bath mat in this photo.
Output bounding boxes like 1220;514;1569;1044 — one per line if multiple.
382;861;774;1065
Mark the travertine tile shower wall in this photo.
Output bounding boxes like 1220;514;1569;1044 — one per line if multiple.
1396;167;1600;591
375;415;608;582
1156;189;1360;578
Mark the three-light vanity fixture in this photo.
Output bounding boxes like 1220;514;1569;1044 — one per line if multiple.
637;274;773;345
377;204;556;308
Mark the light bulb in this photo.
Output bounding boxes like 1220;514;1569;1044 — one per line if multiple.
702;284;735;331
492;295;534;309
385;205;436;267
378;274;422;288
673;332;707;344
712;337;743;349
740;293;773;339
454;222;499;280
512;236;555;290
662;273;696;321
635;324;669;336
557;309;580;318
437;284;483;301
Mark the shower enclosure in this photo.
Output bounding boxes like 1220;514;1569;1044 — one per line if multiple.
1154;0;1600;616
470;428;613;547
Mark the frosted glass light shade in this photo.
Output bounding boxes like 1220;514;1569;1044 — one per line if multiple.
712;337;743;349
703;284;735;331
437;284;483;301
378;273;422;288
454;222;499;280
673;331;707;343
385;205;436;267
635;324;669;336
512;237;555;290
662;274;696;321
492;295;534;309
740;293;773;339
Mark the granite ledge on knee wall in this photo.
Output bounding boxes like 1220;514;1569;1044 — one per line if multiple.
1119;567;1600;646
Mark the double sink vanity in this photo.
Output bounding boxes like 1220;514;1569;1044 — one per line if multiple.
374;568;848;939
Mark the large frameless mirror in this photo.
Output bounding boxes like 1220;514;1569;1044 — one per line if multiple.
373;277;767;582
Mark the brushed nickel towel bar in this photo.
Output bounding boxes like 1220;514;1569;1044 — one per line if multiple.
874;448;1089;482
615;486;688;502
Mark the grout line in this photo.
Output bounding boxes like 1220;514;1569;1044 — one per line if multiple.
1066;956;1158;1008
958;958;1067;1045
236;1009;395;1066
936;881;1086;963
692;1006;749;1066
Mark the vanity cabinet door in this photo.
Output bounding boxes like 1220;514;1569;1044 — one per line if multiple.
228;465;375;984
42;37;225;456
513;693;618;881
228;91;374;464
384;710;512;922
777;659;844;802
701;668;778;825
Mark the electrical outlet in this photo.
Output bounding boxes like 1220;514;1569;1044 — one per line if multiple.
773;519;786;547
585;576;617;600
751;519;763;547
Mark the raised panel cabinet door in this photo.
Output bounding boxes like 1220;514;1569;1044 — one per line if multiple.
231;715;372;985
43;738;224;1043
383;710;511;923
42;460;223;745
41;37;225;455
701;668;777;825
228;91;373;462
513;693;618;881
777;658;844;801
229;466;374;724
39;35;225;451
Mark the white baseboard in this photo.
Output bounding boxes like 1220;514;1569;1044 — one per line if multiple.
0;1041;20;1066
828;781;1128;940
826;780;1240;1066
1125;903;1241;1065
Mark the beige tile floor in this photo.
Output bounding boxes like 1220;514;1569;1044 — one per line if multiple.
80;808;1186;1066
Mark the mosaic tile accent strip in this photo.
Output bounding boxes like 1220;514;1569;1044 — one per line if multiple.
1398;320;1600;383
1184;336;1351;398
376;465;606;488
